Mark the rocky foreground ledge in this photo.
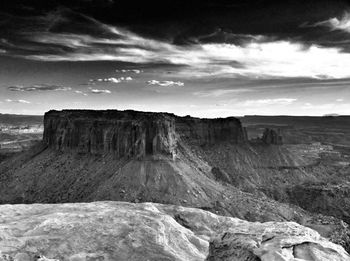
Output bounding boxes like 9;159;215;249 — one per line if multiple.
0;202;349;261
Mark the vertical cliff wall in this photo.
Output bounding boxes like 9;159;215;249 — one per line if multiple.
43;110;246;158
175;116;246;146
262;128;283;145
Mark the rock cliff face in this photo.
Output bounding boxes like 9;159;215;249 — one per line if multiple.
262;128;283;145
44;110;178;158
175;116;246;146
43;110;246;158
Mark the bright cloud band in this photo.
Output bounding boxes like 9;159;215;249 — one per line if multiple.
2;10;350;80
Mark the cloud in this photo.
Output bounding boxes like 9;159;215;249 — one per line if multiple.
116;69;142;74
307;12;350;33
3;10;350;79
79;82;96;86
302;103;336;110
241;98;297;106
23;34;350;79
336;98;344;102
75;90;88;96
89;88;111;94
90;77;133;84
147;80;184;87
194;89;251;97
7;84;71;92
75;88;112;95
302;102;350;115
5;99;31;104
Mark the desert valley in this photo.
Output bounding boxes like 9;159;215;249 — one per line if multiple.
0;111;350;260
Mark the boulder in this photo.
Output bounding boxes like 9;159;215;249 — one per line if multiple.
207;222;350;261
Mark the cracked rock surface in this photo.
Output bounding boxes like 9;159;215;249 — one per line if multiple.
206;221;350;261
0;201;349;261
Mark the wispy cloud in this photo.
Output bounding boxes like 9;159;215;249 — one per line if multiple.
90;77;133;84
241;98;297;106
301;102;350;115
89;88;111;94
306;12;350;33
194;88;251;97
116;69;142;74
7;84;71;92
2;10;350;79
147;80;184;87
74;88;112;95
5;99;31;104
74;90;88;96
21;33;350;79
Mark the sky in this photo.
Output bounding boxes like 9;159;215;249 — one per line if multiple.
0;0;350;117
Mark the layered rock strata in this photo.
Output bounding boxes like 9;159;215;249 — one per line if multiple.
43;110;246;158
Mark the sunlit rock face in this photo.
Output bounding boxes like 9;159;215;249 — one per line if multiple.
207;221;350;261
43;110;246;158
0;202;349;261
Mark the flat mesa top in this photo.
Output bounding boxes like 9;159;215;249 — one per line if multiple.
45;109;241;122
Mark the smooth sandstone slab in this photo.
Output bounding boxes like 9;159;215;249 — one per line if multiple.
0;202;348;261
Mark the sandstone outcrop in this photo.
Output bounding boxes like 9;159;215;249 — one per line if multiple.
43;110;246;158
44;110;177;158
0;201;348;261
262;128;283;145
207;221;350;261
175;116;246;146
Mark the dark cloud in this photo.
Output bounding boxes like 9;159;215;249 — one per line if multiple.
8;84;71;92
1;1;350;47
1;2;350;79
